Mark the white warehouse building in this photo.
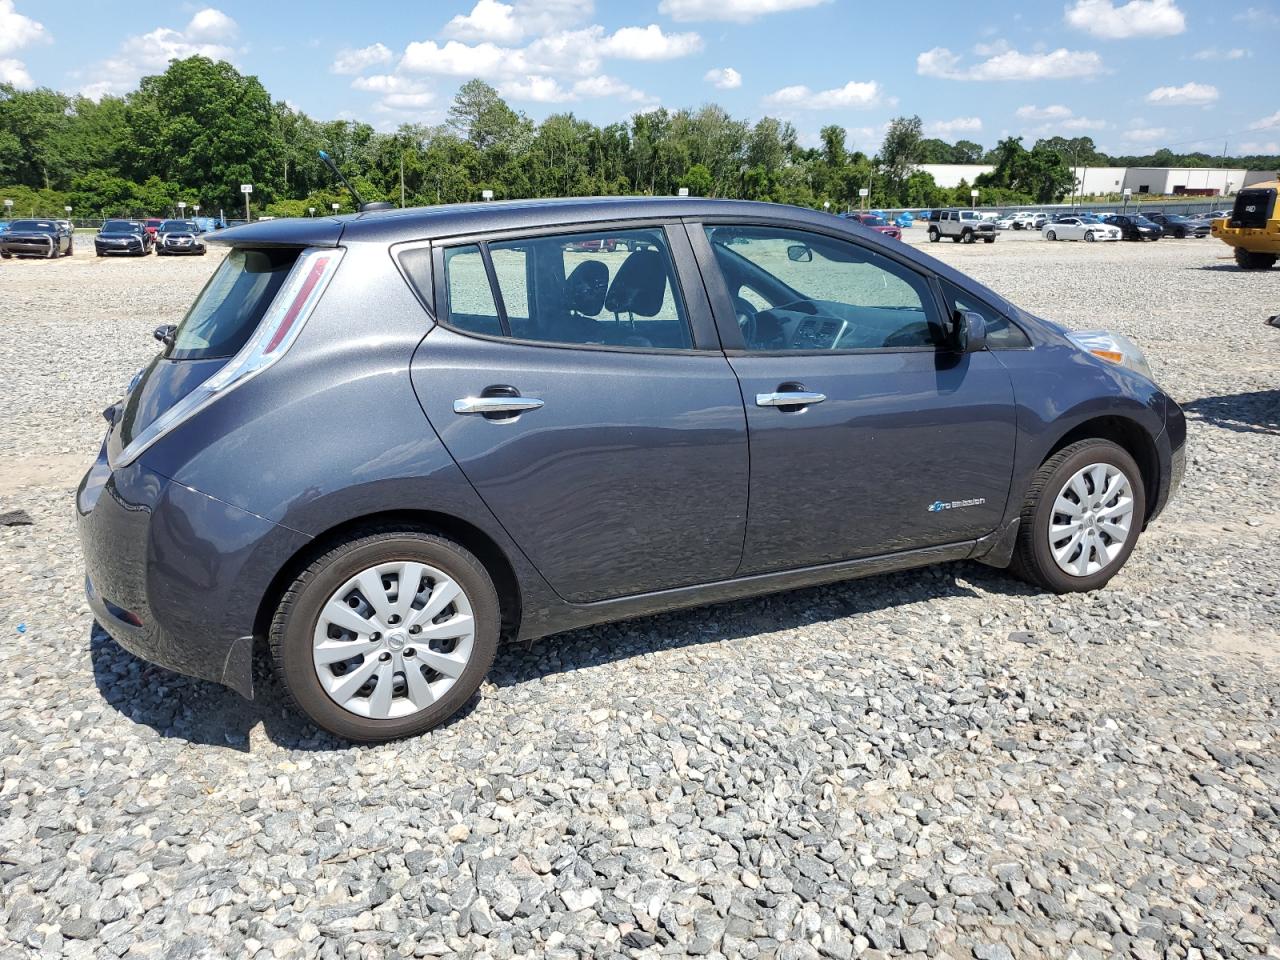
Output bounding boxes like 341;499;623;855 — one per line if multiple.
918;164;1278;197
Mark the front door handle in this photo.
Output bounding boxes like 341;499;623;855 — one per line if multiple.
756;391;826;407
454;396;545;415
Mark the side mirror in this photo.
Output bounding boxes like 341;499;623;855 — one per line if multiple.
786;243;813;262
954;311;987;352
153;324;177;347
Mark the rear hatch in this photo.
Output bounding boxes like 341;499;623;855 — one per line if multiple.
107;230;345;468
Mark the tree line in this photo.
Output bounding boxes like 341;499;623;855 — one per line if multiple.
2;56;1276;220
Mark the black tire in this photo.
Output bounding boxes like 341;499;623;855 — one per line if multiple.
983;236;995;243
1175;228;1186;239
1009;439;1146;594
961;229;974;244
270;529;500;742
1046;230;1057;241
1084;231;1095;243
951;235;961;243
1;252;10;259
1234;248;1277;270
66;240;73;257
927;226;940;243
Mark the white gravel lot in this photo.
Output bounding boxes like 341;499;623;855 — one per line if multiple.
1;228;1278;960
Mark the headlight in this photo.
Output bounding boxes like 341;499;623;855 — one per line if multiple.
1067;330;1153;380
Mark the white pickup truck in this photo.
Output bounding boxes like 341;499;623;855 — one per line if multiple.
925;209;998;244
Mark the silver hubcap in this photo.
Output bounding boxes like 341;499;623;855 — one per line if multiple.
312;561;474;719
1049;462;1135;577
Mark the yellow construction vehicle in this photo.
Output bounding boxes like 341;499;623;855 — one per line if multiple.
1212;180;1279;270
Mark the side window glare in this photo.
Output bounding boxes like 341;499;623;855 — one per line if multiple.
939;278;1030;350
443;245;502;337
704;224;942;352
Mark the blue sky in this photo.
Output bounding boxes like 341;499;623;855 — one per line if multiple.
4;0;1280;156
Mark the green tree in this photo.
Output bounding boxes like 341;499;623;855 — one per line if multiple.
679;163;713;196
877;116;925;205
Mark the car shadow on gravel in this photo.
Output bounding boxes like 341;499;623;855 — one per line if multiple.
90;561;1033;750
1183;389;1280;436
487;560;1035;689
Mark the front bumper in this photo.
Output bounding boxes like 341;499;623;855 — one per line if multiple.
96;240;145;255
1148;396;1187;525
1;237;55;256
160;240;205;255
77;438;310;699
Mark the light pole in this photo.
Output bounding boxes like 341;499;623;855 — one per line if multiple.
970;189;979;209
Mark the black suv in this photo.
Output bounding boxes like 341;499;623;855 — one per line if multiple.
1103;215;1163;241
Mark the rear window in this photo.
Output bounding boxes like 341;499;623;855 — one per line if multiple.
166;248;299;361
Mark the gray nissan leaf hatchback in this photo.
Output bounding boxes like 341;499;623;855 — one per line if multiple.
78;197;1186;741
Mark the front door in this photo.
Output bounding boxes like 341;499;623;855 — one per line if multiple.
691;221;1017;575
409;224;749;603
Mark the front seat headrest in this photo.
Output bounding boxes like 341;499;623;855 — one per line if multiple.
604;249;667;317
566;260;609;316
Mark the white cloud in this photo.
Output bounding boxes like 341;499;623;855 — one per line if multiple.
927;117;982;136
1123;127;1169;143
331;42;393;75
78;8;239;100
1238;141;1280;154
377;92;436;110
0;57;33;87
400;39;512;76
704;66;742;89
1065;0;1185;39
1016;104;1074;120
1059;115;1108;130
1234;6;1280;26
1250;110;1280;129
762;80;883;110
499;72;649;104
1145;81;1218;105
186;8;237;41
0;0;49;55
658;0;828;22
598;24;702;59
1191;47;1250;60
917;46;1105;81
444;0;524;43
350;73;427;94
513;0;594;34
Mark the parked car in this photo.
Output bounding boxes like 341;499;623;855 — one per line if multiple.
156;220;207;256
193;216;226;234
999;211;1047;231
1042;217;1122;242
845;212;902;240
143;218;165;240
1103;214;1163;241
77;197;1186;741
0;218;73;259
95;220;152;257
925;209;998;243
1146;213;1210;238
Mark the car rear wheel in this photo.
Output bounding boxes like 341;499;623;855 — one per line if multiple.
271;530;500;741
1234;249;1277;270
1010;439;1145;594
927;226;940;242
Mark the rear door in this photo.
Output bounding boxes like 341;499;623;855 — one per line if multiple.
405;223;749;603
689;219;1017;575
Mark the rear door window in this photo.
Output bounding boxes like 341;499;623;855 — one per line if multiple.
167;248;299;360
441;228;693;350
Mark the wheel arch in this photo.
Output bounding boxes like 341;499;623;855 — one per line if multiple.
252;509;524;645
1041;415;1160;523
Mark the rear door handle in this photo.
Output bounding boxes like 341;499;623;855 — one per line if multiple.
756;391;826;407
454;396;545;415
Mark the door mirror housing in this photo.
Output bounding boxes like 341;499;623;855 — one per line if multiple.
153;324;177;347
786;243;813;262
954;311;987;352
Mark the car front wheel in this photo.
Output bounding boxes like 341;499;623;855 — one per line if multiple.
271;529;500;741
1046;230;1057;241
1084;231;1095;243
1010;439;1145;594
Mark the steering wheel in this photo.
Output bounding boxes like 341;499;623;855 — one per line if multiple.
734;296;758;345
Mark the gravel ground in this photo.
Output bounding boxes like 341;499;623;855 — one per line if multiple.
1;232;1278;960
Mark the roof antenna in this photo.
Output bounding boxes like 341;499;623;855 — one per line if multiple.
318;150;394;212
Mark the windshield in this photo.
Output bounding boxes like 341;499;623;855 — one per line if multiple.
10;220;56;231
161;220;196;233
1162;215;1186;223
1133;216;1155;226
167;248;299;361
102;220;139;234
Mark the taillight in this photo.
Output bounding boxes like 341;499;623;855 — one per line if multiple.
112;247;345;469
